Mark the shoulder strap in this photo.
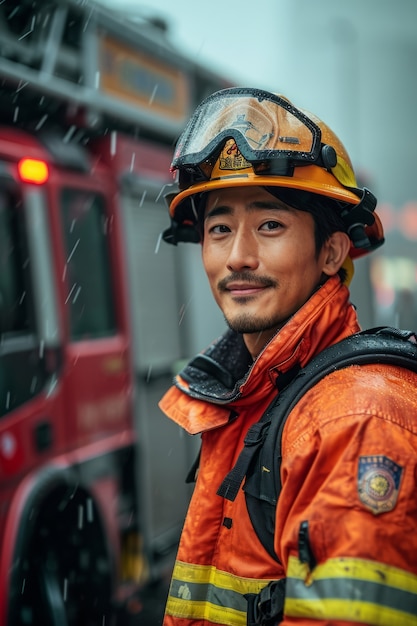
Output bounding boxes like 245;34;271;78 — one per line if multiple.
218;327;417;560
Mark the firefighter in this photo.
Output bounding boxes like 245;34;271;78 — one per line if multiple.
159;87;417;625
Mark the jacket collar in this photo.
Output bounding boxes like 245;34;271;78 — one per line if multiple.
175;276;360;406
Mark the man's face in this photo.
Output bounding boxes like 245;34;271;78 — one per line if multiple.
202;186;334;355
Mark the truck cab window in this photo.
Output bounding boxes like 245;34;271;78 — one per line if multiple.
0;188;46;416
0;190;32;335
61;190;116;340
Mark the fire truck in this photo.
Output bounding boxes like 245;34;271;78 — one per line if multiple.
0;0;230;623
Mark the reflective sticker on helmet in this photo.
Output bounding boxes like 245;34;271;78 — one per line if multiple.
357;456;403;515
219;139;252;171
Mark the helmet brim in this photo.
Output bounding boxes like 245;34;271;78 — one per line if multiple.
168;168;384;258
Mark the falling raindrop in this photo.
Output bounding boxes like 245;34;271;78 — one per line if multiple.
149;84;158;105
146;365;152;383
35;114;48;131
139;190;147;207
5;392;10;410
63;126;77;143
67;238;80;263
178;305;185;326
130;152;136;172
18;15;35;40
73;286;82;304
86;498;94;522
154;232;162;255
78;504;84;529
83;7;94;32
156;183;170;203
65;283;77;304
13;107;19;122
110;131;117;156
46;375;58;398
16;80;29;94
63;578;68;602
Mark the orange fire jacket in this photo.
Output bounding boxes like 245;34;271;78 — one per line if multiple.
159;276;417;626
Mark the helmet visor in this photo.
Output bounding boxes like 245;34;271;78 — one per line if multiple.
172;88;322;170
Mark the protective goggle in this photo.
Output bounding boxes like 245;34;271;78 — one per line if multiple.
171;87;331;185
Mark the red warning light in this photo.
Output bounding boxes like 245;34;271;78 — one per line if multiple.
18;158;49;184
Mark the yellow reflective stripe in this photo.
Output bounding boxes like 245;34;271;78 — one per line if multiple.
172;559;269;592
167;598;246;625
286;555;417;626
165;560;272;626
288;555;417;591
286;598;417;626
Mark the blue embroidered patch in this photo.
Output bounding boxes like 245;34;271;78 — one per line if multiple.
358;455;403;514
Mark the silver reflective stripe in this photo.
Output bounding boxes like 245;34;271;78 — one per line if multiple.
170;576;248;610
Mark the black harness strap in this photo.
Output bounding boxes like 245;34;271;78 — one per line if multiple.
217;365;301;502
217;419;272;501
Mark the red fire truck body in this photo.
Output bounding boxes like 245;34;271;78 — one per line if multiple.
0;1;230;623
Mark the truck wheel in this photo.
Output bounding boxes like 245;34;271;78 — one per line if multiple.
13;541;72;626
9;486;113;626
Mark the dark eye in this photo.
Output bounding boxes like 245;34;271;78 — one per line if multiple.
209;224;231;234
260;220;283;231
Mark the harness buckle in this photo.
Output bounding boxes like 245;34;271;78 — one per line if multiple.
245;578;286;626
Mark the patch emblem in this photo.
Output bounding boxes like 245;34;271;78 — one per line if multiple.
358;456;403;514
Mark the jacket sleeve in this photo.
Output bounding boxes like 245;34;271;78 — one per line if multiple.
277;365;417;625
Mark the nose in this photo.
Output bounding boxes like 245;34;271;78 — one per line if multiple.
226;229;259;272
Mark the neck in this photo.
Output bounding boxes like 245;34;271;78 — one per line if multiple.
243;327;281;359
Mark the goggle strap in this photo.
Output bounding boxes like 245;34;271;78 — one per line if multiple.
162;219;200;246
341;187;377;250
341;187;377;227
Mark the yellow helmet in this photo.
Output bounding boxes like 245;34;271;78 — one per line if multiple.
163;87;384;259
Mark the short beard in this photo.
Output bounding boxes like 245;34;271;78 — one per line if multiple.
224;310;284;335
218;272;282;335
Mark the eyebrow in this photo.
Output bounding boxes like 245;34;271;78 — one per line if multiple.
204;200;294;221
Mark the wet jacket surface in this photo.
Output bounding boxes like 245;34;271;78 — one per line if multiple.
159;276;417;626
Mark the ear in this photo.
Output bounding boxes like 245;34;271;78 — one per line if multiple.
321;231;351;277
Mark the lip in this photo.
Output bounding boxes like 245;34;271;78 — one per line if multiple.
225;283;268;296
